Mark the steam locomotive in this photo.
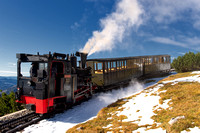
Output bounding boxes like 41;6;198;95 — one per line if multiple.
15;51;171;114
16;52;96;114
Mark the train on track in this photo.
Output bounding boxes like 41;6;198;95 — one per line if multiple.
15;51;171;114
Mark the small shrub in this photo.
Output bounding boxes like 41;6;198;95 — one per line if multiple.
0;91;23;116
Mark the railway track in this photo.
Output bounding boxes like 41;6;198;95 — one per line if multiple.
0;110;43;133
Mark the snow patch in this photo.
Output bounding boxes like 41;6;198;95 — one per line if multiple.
162;75;200;84
116;83;167;126
191;71;200;74
133;127;165;133
171;82;178;85
181;127;200;133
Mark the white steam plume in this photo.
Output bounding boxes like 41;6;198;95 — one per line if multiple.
97;79;144;104
80;0;143;56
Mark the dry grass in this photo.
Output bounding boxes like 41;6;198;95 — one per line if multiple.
152;82;200;133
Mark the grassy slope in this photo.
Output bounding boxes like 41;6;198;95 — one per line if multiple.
67;72;200;133
153;82;200;133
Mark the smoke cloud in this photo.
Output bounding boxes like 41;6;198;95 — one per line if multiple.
80;0;143;56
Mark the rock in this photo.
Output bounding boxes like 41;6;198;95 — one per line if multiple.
76;126;83;131
168;116;185;126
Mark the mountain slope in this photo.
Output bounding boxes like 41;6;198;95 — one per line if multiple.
0;76;17;94
67;71;200;133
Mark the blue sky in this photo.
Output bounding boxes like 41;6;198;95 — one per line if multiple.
0;0;200;76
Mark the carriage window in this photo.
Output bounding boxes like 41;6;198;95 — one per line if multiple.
95;63;97;70
108;62;110;72
148;58;151;65
117;61;119;70
149;58;153;64
166;56;170;63
163;57;166;63
165;57;168;63
98;63;102;69
94;62;103;74
104;62;108;73
153;57;158;63
160;57;164;63
111;61;116;71
145;58;148;64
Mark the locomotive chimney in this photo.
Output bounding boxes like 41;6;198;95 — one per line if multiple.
70;53;77;68
76;51;88;69
66;54;69;61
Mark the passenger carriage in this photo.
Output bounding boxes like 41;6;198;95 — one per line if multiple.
86;55;171;88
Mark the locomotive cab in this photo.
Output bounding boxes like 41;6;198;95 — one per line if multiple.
16;52;94;114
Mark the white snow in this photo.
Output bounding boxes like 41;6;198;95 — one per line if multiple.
133;127;165;133
116;82;170;130
191;71;200;74
181;127;200;133
162;73;200;84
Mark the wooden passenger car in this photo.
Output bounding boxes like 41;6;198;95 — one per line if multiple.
86;55;171;87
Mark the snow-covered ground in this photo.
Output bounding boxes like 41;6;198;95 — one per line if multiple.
22;77;165;133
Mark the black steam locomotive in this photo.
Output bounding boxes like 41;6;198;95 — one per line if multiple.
16;52;96;114
16;51;171;114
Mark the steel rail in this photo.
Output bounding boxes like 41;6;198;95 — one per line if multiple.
0;112;42;133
